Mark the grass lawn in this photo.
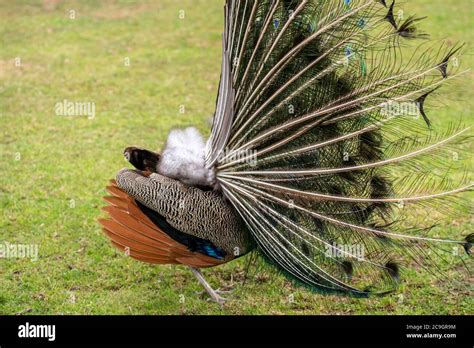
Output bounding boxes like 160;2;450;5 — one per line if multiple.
0;0;472;315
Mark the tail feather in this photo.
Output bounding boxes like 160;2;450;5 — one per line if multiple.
207;0;472;294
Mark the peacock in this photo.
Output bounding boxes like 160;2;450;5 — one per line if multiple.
99;0;473;304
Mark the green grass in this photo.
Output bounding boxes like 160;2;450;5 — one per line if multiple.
0;0;472;315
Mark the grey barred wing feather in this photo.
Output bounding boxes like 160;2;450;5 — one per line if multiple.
207;0;473;295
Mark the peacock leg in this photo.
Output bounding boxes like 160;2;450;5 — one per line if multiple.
189;267;227;305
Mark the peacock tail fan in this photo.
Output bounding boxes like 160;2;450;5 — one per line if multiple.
206;0;473;296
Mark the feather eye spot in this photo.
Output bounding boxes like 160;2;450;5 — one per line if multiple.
385;1;397;30
301;242;311;257
385;262;400;281
463;233;473;255
397;16;428;40
438;45;463;79
341;261;354;279
357;18;367;29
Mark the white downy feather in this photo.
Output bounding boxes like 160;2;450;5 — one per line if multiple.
157;127;216;188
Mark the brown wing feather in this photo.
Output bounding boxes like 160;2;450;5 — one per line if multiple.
109;240;178;264
99;179;225;268
103;196;129;210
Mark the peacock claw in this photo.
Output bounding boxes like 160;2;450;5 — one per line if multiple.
189;267;230;305
195;288;231;304
215;288;233;295
207;293;227;305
